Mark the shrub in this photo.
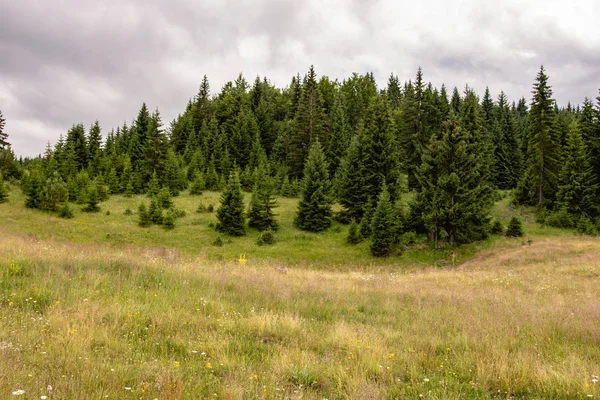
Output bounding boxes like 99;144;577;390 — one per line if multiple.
490;220;504;235
577;216;598;236
157;187;173;209
58;203;74;219
207;204;214;213
197;203;208;213
138;203;152;227
212;236;224;247
346;219;362;244
82;185;101;213
545;208;576;229
256;230;276;246
124;208;133;216
506;216;524;237
163;208;176;230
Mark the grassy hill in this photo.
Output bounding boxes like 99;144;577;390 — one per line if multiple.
1;185;599;398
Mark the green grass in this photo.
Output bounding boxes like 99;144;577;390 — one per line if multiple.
0;185;550;271
1;184;599;398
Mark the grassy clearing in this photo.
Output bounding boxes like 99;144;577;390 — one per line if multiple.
0;186;558;270
1;185;599;398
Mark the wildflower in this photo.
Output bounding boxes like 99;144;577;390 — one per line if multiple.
125;387;132;391
423;378;430;382
239;254;247;266
206;363;212;369
593;377;599;383
12;390;25;396
174;361;180;368
41;397;48;399
388;353;395;360
47;385;52;394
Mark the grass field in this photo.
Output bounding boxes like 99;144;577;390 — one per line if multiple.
1;185;599;399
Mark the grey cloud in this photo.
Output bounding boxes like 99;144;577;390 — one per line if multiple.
1;0;599;156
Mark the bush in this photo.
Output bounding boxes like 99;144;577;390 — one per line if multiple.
58;203;74;219
124;208;133;216
157;187;173;209
197;203;208;213
82;185;101;213
212;236;224;247
256;230;276;246
138;203;152;227
163;208;176;230
490;220;504;235
172;208;186;218
506;216;524;237
40;175;69;211
346;219;362;244
545;208;576;229
207;204;214;213
577;216;598;236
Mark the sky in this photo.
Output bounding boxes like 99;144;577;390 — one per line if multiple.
1;0;599;157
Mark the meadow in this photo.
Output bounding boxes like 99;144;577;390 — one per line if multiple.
1;184;599;399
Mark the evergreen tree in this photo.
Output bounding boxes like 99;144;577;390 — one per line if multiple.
417;115;493;247
189;172;205;195
506;216;524;237
163;149;184;195
294;140;333;232
346;219;362;244
24;169;44;209
157;187;173;209
40;173;68;211
66;124;88;171
325;91;350;177
0;110;9;150
148;197;163;224
335;133;368;220
370;184;397;257
141;109;168;187
359;198;375;238
289;66;326;178
106;168;120;194
216;171;246;236
247;168;278;231
556;121;598;217
138;203;152;227
147;172;160;197
0;172;9;203
87;120;102;175
450;87;462;114
82;185;100;212
163;208;176;230
230;106;259;168
494;92;523;189
516;66;560;206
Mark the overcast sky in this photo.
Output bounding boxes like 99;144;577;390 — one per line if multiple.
1;0;599;156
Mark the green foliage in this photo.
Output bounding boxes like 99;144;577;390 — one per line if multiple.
137;203;152;227
506;216;525;237
157;187;173;209
58;203;74;219
256;230;276;246
24;169;44;209
212;236;224;247
148;197;163;225
0;172;9;203
147;172;160;197
248;169;278;231
336;133;368;221
216;171;246;236
163;208;176;230
40;174;69;211
82;185;101;213
294;140;333;232
490;220;504;235
189;172;205;195
370;185;397;257
0;109;8;150
545;208;575;229
346;219;363;244
359;199;375;239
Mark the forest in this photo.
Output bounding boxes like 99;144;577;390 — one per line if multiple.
1;65;599;255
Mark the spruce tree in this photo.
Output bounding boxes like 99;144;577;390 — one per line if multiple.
106;168;120;194
147;172;160;197
417;115;493;247
370;184;397;257
516;66;560;206
87;121;102;176
189;172;205;195
556;121;598;217
216;171;246;236
138;203;152;227
346;219;362;244
294;140;333;232
335;133;368;220
0;109;8;150
66;124;88;171
247;168;278;231
148;197;163;224
24;169;44;209
506;216;524;237
289;66;326;178
359;198;375;238
157;187;173;209
40;174;69;211
82;185;100;213
325;91;350;177
0;172;9;203
163;208;176;230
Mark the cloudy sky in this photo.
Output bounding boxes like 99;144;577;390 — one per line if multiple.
1;0;599;156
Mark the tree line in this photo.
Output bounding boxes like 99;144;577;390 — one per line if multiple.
1;65;600;255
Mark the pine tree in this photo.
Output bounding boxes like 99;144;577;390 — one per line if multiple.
82;185;100;213
0;172;9;203
400;68;429;189
325;91;350;177
335;133;368;220
157;187;173;209
216;171;246;236
494;92;523;189
66;124;88;171
417;115;493;247
141;109;168;187
163;149;184;195
147;172;160;197
148;197;163;224
370;184;397;257
87;120;102;176
24;169;44;209
359;198;375;238
230;106;259;169
189;172;205;195
138;203;152;227
106;168;120;194
506;216;524;237
294;140;333;232
0;110;9;150
556;121;598;217
346;219;362;244
163;208;176;230
289;66;326;178
362;96;402;203
40;173;69;211
247;168;278;231
516;66;560;206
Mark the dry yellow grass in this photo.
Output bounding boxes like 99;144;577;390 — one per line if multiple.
1;231;599;399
